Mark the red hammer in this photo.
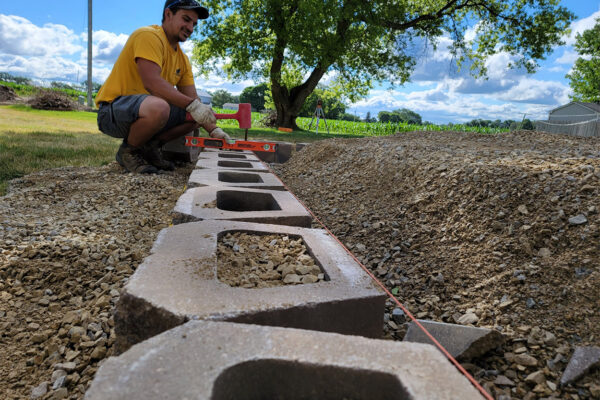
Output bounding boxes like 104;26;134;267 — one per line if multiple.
186;103;252;139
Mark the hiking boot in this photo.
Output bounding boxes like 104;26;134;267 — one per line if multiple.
142;139;175;171
116;142;158;174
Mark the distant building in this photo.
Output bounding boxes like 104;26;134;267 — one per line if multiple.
222;103;239;111
548;102;600;123
196;89;212;105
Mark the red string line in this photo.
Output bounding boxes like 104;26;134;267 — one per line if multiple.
266;161;493;400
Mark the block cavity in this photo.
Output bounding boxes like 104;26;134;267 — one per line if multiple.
172;186;311;227
187;168;285;190
114;220;386;351
195;158;269;172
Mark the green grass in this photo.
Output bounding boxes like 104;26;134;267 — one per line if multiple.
0;105;120;195
0;103;507;195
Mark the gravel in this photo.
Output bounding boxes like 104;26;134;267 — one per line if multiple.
273;130;600;399
1;129;599;399
0;162;193;399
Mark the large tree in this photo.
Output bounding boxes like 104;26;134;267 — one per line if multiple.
566;17;600;102
194;0;574;129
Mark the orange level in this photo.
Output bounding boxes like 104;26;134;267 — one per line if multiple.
184;136;277;152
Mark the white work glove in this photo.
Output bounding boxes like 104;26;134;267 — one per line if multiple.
209;127;232;141
186;99;216;125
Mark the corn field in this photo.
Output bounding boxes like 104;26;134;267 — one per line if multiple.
213;108;510;136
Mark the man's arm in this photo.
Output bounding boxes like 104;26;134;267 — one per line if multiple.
137;58;194;109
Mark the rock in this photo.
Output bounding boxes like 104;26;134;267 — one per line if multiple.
52;387;68;399
30;382;48;399
525;370;546;385
391;308;406;324
560;346;600;386
282;274;301;284
494;375;515;386
403;320;504;360
518;205;529;215
54;362;77;372
457;312;479;325
526;298;536;309
538;248;551;258
52;375;67;390
514;354;538;367
300;275;319;284
568;214;588;225
91;346;107;360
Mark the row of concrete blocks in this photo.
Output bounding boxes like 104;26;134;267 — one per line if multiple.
87;149;483;399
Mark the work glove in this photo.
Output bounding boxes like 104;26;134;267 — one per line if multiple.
186;99;216;125
209;127;232;141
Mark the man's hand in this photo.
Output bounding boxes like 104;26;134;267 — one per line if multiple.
186;99;216;125
209;127;232;141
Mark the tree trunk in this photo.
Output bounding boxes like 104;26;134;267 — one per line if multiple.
271;66;327;130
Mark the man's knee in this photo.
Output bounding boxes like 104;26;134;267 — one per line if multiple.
139;96;170;126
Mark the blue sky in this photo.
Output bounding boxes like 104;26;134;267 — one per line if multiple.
1;1;599;123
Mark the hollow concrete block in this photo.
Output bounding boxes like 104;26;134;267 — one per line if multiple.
113;220;386;352
198;149;261;161
87;320;484;400
172;186;311;227
187;168;285;191
195;157;270;172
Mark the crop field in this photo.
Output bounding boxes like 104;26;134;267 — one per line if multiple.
214;107;511;136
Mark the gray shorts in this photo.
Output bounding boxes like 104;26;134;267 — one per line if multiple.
97;94;187;139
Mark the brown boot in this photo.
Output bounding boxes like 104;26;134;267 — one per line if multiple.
116;141;158;174
142;139;175;171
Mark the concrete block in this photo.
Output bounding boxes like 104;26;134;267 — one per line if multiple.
87;320;484;400
195;157;270;172
560;346;600;386
114;220;386;351
403;320;504;361
162;130;200;163
172;186;311;227
187;168;285;191
198;149;260;162
255;141;307;163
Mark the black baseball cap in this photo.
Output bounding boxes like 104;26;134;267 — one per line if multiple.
164;0;209;19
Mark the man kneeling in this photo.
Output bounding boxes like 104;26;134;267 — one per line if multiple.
95;0;230;173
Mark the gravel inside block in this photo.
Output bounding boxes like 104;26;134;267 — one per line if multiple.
217;232;324;288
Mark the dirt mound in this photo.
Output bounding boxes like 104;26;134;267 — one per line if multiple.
29;90;77;111
274;130;600;399
0;85;17;102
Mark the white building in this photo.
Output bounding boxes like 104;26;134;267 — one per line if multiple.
196;89;212;105
548;102;600;123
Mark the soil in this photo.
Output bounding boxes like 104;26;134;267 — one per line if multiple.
0;129;598;399
273;130;600;399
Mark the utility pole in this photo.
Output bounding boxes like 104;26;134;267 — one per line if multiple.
87;0;93;107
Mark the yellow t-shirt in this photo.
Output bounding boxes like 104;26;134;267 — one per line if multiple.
95;25;195;105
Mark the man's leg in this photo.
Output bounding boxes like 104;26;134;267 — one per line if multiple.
126;96;170;147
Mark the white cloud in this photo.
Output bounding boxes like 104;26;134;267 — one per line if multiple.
556;49;579;65
0;14;82;57
91;30;128;65
563;9;600;46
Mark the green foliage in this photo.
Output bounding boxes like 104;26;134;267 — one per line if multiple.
239;83;268;111
209;89;239;108
298;87;346;120
378;108;422;124
339;113;361;122
192;0;574;127
567;17;600;102
466;119;518;129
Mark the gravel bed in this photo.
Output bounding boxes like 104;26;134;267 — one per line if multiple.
273;130;600;400
1;129;599;399
0;162;193;399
